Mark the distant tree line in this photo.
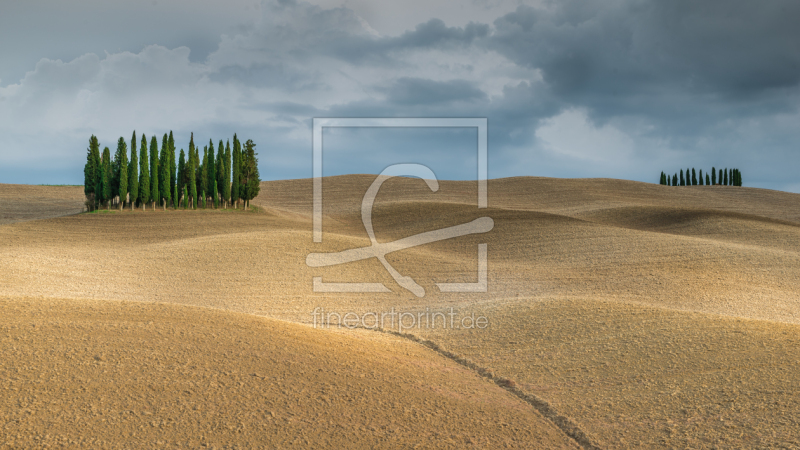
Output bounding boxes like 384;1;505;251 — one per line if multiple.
659;167;742;187
84;131;260;211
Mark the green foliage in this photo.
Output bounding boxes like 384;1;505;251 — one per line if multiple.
223;140;232;206
178;149;186;201
150;135;159;207
699;169;703;186
231;134;241;205
116;137;128;208
207;139;216;206
139;134;150;207
200;146;208;203
672;173;677;186
723;168;728;186
712;167;716;185
160;134;170;206
240;139;261;205
691;168;697;186
99;147;112;208
83;135;101;208
129;131;139;209
169;131;177;199
183;186;187;209
216;140;224;205
706;173;710;185
187;133;197;209
679;169;685;186
212;179;219;208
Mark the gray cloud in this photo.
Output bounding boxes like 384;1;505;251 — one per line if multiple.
381;77;487;105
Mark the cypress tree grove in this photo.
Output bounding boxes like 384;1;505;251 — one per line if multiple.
240;139;261;209
83;135;101;211
150;135;159;210
232;134;241;208
139;134;150;210
712;167;717;185
207;139;216;208
160;134;171;209
117;137;128;210
680;169;685;186
699;169;704;186
223;140;232;208
129;131;139;210
691;168;697;186
101;147;112;209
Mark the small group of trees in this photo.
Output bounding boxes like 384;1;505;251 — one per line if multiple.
659;167;742;187
84;131;260;211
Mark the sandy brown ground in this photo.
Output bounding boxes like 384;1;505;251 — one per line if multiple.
1;177;799;448
0;297;573;449
0;184;84;225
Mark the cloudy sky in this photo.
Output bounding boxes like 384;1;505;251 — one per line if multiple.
1;0;799;191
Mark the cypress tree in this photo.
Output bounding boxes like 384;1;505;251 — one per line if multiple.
680;169;685;186
723;168;728;186
187;133;197;209
240;139;261;209
183;186;188;209
207;139;216;208
100;147;112;209
139;134;150;210
129;131;139;210
691;168;697;186
699;169;703;186
200;146;208;206
83;135;101;211
232;134;241;208
111;141;122;206
117;137;128;210
672;173;677;186
169;131;176;201
150;135;159;210
212;179;219;208
223;140;232;208
216;140;224;202
178;149;186;205
712;167;717;185
160;134;170;209
706;173;710;185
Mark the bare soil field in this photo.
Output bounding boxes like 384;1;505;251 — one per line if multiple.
1;177;799;448
0;184;84;225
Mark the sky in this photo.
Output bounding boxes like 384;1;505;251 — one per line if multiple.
0;0;799;191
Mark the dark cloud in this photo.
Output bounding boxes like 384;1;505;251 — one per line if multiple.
490;0;800;98
381;77;487;105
